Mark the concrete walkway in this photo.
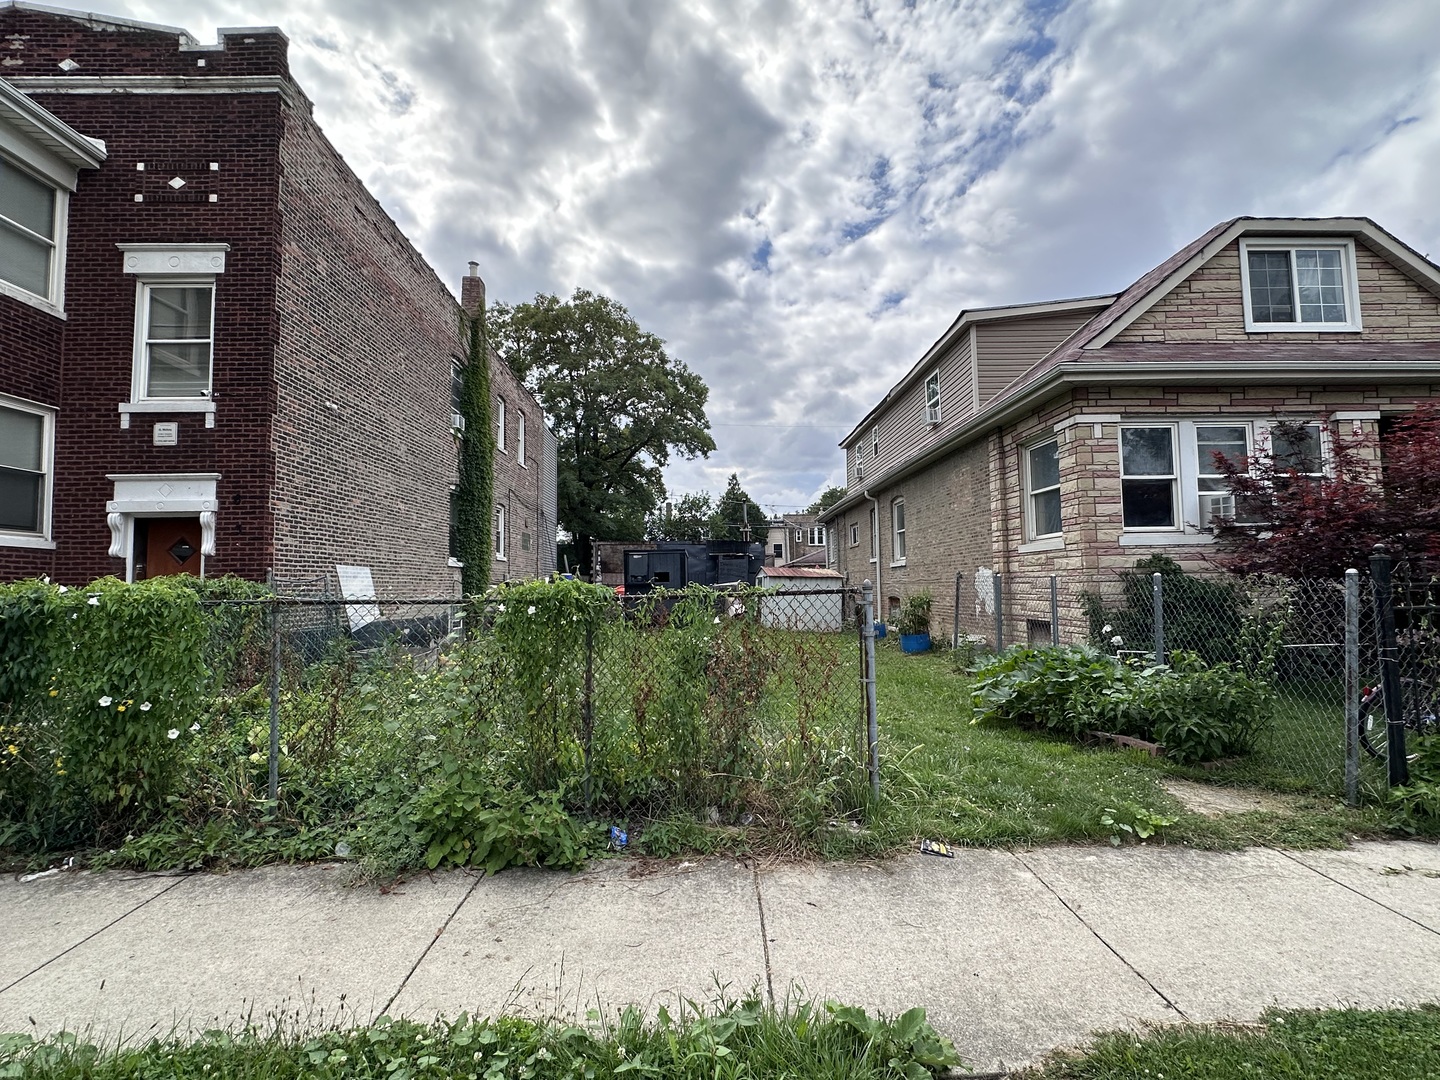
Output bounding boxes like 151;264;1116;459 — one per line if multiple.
3;840;1440;1073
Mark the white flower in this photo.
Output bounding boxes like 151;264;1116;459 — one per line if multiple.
87;595;100;606
167;729;180;740
139;702;152;712
98;696;113;707
714;616;721;624
1101;624;1113;634
57;585;69;594
189;723;200;734
527;605;536;615
1110;635;1123;646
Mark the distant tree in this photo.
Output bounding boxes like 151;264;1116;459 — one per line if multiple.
645;491;717;542
490;289;715;571
806;485;848;515
1212;405;1440;578
712;474;767;541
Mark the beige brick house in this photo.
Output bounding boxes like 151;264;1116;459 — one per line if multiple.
820;217;1440;639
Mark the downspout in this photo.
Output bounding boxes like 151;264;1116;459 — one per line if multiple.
863;488;882;622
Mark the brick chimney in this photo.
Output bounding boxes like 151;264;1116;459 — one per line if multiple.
460;261;485;316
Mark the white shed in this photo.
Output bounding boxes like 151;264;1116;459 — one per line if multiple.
756;567;845;632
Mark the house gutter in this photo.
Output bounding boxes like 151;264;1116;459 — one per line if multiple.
818;358;1440;525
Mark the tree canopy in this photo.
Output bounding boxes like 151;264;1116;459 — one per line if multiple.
806;486;848;515
490;289;715;569
1213;405;1440;578
645;492;716;542
712;474;767;541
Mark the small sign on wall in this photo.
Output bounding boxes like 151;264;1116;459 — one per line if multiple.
153;422;179;446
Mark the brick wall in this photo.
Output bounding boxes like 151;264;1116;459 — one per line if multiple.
1116;240;1440;344
0;65;284;585
488;352;548;583
270;89;463;597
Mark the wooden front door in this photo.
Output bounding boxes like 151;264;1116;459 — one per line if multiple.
137;517;203;580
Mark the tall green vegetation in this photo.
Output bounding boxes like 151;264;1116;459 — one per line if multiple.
455;301;495;595
490;289;715;571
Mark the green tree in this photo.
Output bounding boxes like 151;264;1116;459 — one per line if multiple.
646;491;717;542
712;473;766;541
454;303;494;596
490;290;715;570
806;485;848;515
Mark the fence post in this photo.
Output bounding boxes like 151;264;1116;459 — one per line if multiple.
1152;572;1165;662
993;572;1004;651
1369;546;1410;786
1050;575;1060;646
860;580;881;803
1344;567;1360;806
953;570;963;649
266;569;280;806
582;619;595;813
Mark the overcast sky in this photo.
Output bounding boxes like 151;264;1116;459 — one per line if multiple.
111;0;1440;514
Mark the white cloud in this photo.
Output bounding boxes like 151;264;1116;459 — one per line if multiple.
114;0;1440;513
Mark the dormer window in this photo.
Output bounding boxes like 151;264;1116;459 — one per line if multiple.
1239;239;1362;333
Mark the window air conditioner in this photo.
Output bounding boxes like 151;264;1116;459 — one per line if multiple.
451;411;466;433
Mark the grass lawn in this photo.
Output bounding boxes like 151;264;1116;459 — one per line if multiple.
830;644;1404;858
1026;1005;1440;1079
0;997;961;1079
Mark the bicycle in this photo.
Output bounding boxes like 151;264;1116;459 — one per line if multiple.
1358;678;1440;760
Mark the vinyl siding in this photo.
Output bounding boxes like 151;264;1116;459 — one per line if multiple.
975;311;1097;406
849;332;975;482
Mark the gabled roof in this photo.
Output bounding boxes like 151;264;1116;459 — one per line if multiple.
0;76;106;171
838;293;1116;447
820;216;1440;524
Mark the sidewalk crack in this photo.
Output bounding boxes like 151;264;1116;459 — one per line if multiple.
382;872;482;1016
0;872;193;996
1010;850;1189;1022
751;862;776;1008
1277;849;1440;938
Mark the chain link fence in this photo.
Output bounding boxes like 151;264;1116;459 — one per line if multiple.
198;586;873;832
941;563;1421;803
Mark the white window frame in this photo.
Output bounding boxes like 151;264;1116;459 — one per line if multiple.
1117;418;1333;544
1194;422;1255;528
130;278;217;404
495;503;507;561
1024;438;1062;541
116;244;228;429
871;426;879;457
0;153;67;311
808;525;826;546
1238;238;1362;333
517;411;526;467
1119;424;1180;533
852;442;864;481
496;397;507;453
869;507;878;564
450;360;465;433
890;497;907;565
0;393;56;548
923;371;941;424
849;522;859;547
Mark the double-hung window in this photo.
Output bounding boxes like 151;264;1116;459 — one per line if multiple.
1025;439;1062;539
0;397;53;544
923;372;941;424
496;398;507;452
517;412;526;466
871;426;879;457
495;504;507;560
136;283;215;398
450;361;465;432
1239;239;1361;332
890;498;906;563
1120;425;1178;530
0;155;59;302
808;525;826;546
849;522;859;546
1120;419;1329;537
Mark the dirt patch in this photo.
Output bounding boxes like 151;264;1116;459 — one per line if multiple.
1162;778;1301;817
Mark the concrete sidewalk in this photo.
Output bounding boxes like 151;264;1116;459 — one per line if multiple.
3;841;1439;1073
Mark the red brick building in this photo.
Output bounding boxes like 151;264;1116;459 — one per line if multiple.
0;5;555;593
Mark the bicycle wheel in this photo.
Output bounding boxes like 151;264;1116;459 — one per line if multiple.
1359;688;1388;760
